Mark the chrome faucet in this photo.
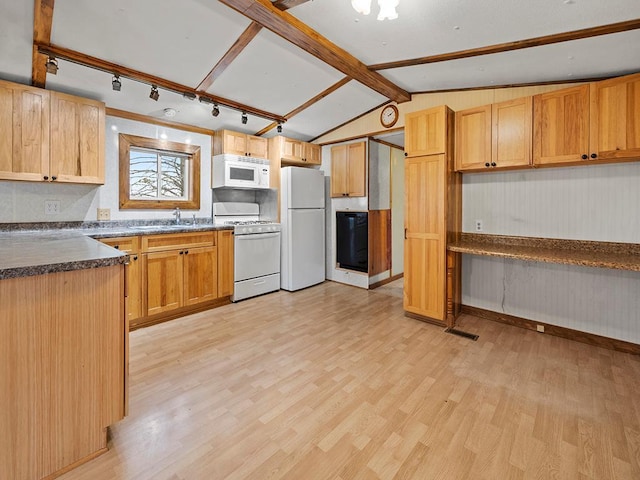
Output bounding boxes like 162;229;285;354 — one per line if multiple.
172;207;181;225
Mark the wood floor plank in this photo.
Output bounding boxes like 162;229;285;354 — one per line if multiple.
58;280;640;480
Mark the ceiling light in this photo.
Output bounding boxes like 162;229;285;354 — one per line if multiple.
377;0;398;20
183;92;196;100
198;96;213;105
241;112;248;125
149;85;159;101
163;108;177;117
45;56;58;75
351;0;371;15
212;104;220;117
112;75;121;91
277;123;282;133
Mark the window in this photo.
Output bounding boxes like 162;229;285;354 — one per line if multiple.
119;134;200;210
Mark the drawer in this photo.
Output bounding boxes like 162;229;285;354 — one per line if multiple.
100;236;140;254
142;232;216;253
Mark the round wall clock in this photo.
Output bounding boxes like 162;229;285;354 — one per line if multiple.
380;104;399;128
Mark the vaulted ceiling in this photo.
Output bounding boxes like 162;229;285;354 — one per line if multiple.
1;0;639;142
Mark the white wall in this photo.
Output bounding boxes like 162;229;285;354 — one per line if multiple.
462;162;640;343
0;115;213;223
320;141;369;289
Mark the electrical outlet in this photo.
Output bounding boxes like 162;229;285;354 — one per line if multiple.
475;219;483;232
97;208;111;221
44;200;60;215
536;324;545;333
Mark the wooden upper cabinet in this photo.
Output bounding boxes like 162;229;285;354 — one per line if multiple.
533;85;590;166
270;135;321;166
0;80;50;182
330;141;366;197
405;106;447;157
455;105;492;171
50;91;105;184
492;96;533;169
213;129;268;158
590;72;640;161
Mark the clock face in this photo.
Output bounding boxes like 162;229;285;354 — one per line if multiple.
380;105;398;128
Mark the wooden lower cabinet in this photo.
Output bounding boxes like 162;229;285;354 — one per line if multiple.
184;246;218;306
144;249;185;316
0;265;126;480
99;236;142;322
217;229;234;297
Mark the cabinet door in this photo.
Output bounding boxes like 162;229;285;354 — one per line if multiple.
247;135;268;158
492;97;532;169
0;81;49;181
533;85;590;166
217;230;234;297
455;105;492;171
50;92;105;184
330;144;349;197
347;142;366;197
405;106;446;157
281;137;304;162
144;251;183;316
222;130;248;156
303;142;322;165
183;246;218;306
99;236;142;323
404;155;446;322
590;73;640;161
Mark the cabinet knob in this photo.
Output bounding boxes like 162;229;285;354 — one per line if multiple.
491;162;497;167
404;152;408;157
51;175;57;181
185;250;189;255
114;245;120;249
43;175;49;180
590;153;597;159
581;154;588;160
179;251;184;255
133;255;138;261
485;163;490;168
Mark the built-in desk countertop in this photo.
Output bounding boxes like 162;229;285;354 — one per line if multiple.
447;233;640;272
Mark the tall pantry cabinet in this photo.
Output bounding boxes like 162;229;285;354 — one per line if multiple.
403;105;461;325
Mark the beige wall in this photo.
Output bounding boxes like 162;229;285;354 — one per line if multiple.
315;83;584;145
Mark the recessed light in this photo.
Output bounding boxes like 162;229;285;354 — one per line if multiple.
453;25;460;30
160;133;168;140
110;125;118;132
163;108;177;118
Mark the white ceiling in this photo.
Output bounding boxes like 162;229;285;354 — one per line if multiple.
1;0;639;142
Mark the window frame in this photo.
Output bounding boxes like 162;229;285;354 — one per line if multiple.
119;134;200;210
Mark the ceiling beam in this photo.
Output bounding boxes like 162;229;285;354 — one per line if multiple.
197;22;263;92
254;76;352;136
218;0;411;103
369;18;640;71
32;0;55;87
36;43;286;123
271;0;311;10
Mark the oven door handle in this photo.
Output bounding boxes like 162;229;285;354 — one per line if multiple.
235;232;281;240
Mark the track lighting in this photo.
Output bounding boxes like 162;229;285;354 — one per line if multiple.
212;104;220;117
149;85;159;101
198;96;213;105
183;92;196;100
241;112;248;125
112;75;121;91
277;123;282;133
45;56;58;75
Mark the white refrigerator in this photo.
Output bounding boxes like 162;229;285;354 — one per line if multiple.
280;166;325;291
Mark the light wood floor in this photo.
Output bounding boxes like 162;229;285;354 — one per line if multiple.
60;280;640;480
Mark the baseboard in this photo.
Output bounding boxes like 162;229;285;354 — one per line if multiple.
130;297;232;331
369;273;404;290
461;305;640;355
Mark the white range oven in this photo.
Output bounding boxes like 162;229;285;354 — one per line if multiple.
213;203;281;302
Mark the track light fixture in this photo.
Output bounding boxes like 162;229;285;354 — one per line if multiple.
183;92;196;100
149;85;159;101
45;56;58;75
241;112;248;125
212;104;220;117
198;96;213;105
277;122;282;133
112;74;121;91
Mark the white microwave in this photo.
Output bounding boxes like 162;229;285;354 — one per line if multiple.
212;154;270;189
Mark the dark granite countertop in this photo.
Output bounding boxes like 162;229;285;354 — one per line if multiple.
0;221;234;279
448;233;640;272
